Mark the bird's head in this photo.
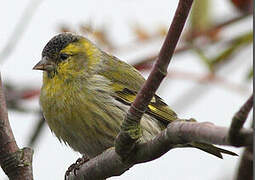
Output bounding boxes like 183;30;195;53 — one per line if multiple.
33;33;100;78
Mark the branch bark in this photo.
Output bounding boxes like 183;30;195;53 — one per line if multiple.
228;94;253;146
235;146;253;180
0;73;34;180
115;0;194;158
235;121;253;180
67;120;253;180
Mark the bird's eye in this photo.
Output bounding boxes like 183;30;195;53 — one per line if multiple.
59;53;69;61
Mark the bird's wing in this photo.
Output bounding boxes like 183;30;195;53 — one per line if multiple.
98;54;178;125
112;86;177;125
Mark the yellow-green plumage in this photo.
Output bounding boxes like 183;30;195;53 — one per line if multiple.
35;33;236;159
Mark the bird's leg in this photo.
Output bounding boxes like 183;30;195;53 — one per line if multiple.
65;155;90;179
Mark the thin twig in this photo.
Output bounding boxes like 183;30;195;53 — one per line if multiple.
0;73;34;179
228;94;253;146
133;44;191;70
132;13;252;69
186;12;252;40
27;115;45;147
115;0;194;157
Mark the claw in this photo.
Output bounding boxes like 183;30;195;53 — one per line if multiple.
64;155;90;179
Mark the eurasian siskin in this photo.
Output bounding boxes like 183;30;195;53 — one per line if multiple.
33;33;236;159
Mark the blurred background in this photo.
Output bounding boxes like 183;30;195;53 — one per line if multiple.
0;0;253;179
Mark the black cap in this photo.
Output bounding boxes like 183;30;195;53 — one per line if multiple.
42;33;79;60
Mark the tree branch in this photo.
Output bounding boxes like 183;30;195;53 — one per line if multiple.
235;146;253;180
27;114;45;147
133;12;252;70
67;120;253;180
228;94;253;146
235;121;253;180
0;73;34;179
115;0;194;158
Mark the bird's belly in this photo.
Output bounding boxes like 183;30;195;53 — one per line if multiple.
41;87;163;158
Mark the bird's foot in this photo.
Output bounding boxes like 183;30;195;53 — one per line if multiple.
65;155;90;179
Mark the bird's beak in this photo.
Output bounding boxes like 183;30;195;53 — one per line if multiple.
33;57;55;71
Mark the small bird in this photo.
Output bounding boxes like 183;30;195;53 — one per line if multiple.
33;33;236;160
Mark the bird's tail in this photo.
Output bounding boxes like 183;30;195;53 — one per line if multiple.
187;142;238;159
